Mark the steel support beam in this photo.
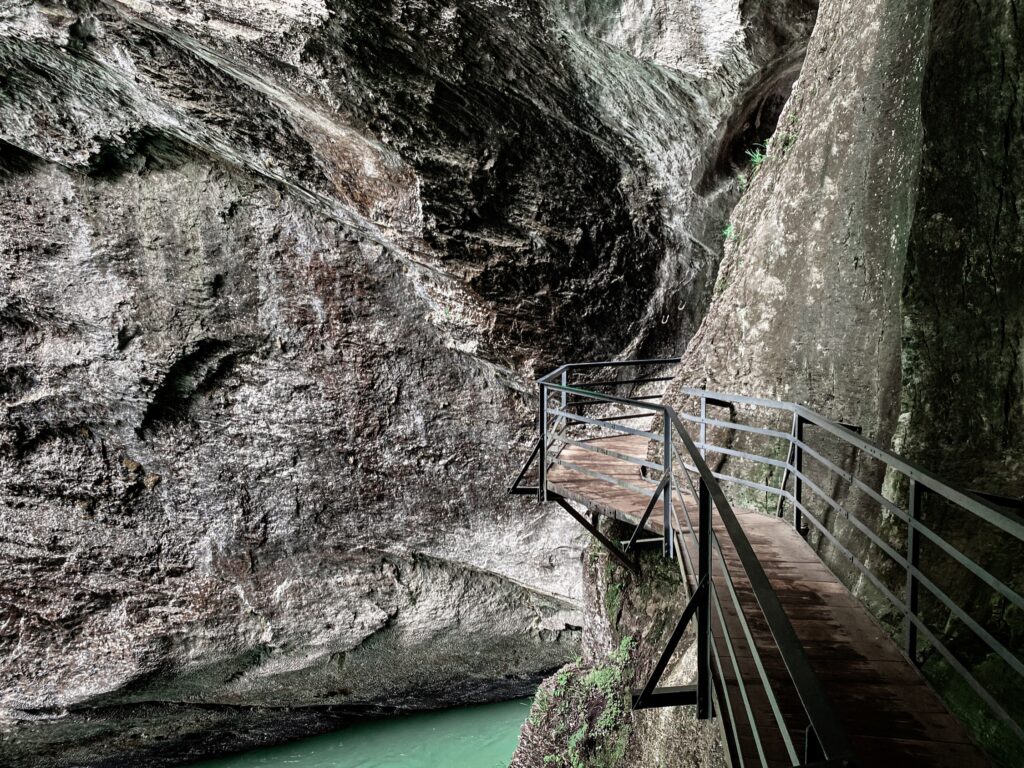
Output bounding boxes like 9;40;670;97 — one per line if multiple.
551;495;638;575
632;578;707;710
624;474;668;552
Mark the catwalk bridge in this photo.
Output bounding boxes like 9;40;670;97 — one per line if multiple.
510;359;1024;767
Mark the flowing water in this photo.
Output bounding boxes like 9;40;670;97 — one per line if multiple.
184;698;532;768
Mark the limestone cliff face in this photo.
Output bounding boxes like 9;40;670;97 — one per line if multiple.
655;0;932;609
0;0;814;765
664;0;932;441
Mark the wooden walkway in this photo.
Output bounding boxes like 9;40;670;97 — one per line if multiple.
548;435;989;768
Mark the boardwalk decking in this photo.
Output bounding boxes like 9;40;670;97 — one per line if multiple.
548;434;988;768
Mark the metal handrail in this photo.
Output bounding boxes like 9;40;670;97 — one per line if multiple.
534;363;858;765
529;359;1024;755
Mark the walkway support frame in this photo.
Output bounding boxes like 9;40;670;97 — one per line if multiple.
511;358;1024;766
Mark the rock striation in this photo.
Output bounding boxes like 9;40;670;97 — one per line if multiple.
0;0;814;764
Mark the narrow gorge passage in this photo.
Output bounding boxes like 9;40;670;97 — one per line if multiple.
1;1;1022;767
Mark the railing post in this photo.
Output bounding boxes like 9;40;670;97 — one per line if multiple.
905;479;922;662
560;369;567;411
697;477;713;720
793;415;805;535
538;382;547;502
699;396;707;460
663;414;674;559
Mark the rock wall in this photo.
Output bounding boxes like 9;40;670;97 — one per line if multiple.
900;0;1024;496
663;0;931;440
0;0;813;764
511;524;724;768
652;0;1024;763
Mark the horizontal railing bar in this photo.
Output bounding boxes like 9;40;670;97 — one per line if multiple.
547;407;663;442
709;635;747;768
913;569;1024;678
697;442;791;471
686;458;1018;642
567;393;665;406
544;382;666;413
790;404;1024;542
677;386;801;412
793;497;908;614
783;456;1024;615
788;467;909;569
912;518;1024;612
539;357;681;384
554;409;660;423
691;426;918;564
968;488;1024;511
710;583;774;767
712;536;800;764
670;521;692;586
673;447;704;512
672;385;1024;542
573;375;675;387
691;467;786;499
673;480;698;543
786;508;1019;707
551;433;663;471
795;438;908;523
549;456;656;498
695;415;795;442
910;614;1024;743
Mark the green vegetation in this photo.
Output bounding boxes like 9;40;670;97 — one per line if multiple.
745;143;766;168
771;130;798;157
527;636;636;768
924;652;1024;768
722;222;736;241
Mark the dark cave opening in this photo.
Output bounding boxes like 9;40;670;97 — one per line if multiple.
699;57;804;191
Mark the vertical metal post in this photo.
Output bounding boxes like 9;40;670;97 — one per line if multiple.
560;369;567;411
663;415;673;559
793;415;805;535
697;477;713;720
538;382;547;502
699;396;707;460
905;479;922;662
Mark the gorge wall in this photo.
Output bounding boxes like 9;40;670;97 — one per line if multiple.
0;0;815;765
3;0;1020;766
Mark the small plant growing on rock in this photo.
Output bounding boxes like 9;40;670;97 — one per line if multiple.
745;143;766;168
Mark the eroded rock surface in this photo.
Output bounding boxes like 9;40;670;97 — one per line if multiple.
0;0;813;764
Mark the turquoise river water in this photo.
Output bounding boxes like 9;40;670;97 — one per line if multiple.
184;698;532;768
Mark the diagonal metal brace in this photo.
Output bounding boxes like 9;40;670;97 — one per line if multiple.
551;495;639;575
508;438;542;496
632;577;707;709
624;474;668;552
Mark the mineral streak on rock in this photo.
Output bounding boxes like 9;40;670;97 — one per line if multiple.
0;0;815;764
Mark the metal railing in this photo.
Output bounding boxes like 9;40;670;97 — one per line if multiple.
511;358;1024;767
